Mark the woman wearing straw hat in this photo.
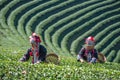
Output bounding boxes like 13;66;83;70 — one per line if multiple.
77;36;98;63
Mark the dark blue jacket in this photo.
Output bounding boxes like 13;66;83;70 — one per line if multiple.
78;48;98;60
20;45;47;63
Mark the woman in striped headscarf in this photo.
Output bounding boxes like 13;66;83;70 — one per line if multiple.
20;33;47;64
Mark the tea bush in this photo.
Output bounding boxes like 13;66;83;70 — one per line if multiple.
0;48;120;80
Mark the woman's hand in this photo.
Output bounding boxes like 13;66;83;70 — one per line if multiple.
80;59;84;63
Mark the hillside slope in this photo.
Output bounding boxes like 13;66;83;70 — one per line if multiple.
0;48;120;80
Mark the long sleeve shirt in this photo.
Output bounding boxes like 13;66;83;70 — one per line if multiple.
78;47;98;60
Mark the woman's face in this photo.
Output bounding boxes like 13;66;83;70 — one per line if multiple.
31;43;36;48
85;46;94;50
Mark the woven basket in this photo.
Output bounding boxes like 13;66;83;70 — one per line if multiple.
46;53;60;65
98;53;106;63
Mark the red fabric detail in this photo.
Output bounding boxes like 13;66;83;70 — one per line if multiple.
30;33;41;44
35;36;41;43
85;49;88;56
84;49;94;57
36;52;39;56
29;52;33;56
85;36;95;43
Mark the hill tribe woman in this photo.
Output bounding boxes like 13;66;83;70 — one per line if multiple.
77;36;98;63
20;33;47;64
